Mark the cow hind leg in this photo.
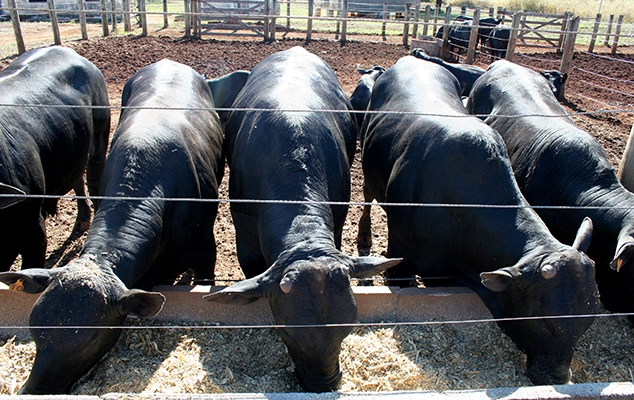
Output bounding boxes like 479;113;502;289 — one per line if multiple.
357;183;374;248
183;249;217;284
235;230;267;279
73;179;91;232
19;211;47;270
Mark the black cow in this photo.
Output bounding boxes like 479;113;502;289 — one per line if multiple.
349;65;385;128
467;59;634;323
203;47;400;393
434;17;472;58
0;59;226;394
448;19;472;55
360;56;598;385
410;48;485;96
0;46;110;271
484;25;511;58
477;17;502;52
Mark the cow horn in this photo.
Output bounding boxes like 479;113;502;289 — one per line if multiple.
541;264;557;280
280;276;293;294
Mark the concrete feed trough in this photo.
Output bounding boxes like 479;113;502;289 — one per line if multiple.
1;283;633;399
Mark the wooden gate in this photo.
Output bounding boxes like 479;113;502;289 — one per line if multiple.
192;0;279;38
499;10;571;49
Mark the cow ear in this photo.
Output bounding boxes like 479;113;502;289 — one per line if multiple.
0;269;55;293
572;217;593;253
119;289;165;318
610;232;634;272
350;257;402;279
0;182;26;209
561;72;568;84
206;70;250;110
203;276;267;305
481;267;521;292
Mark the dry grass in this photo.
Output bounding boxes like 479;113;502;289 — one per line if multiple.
1;310;633;395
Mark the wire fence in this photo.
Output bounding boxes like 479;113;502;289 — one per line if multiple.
1;16;634;396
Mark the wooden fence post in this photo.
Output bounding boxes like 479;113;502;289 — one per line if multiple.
100;0;109;36
270;0;277;41
465;8;479;64
559;15;579;100
138;0;147;36
286;0;291;32
340;0;347;44
111;0;118;32
440;6;451;60
411;3;419;39
8;0;26;54
306;0;313;43
122;0;131;31
382;2;387;41
264;0;270;41
558;11;571;53
335;5;340;39
163;0;168;28
505;12;521;62
488;6;493;17
77;0;89;39
422;4;430;36
604;14;614;46
191;0;197;38
588;13;601;53
402;3;411;46
611;15;624;55
47;0;61;45
184;0;191;37
432;3;438;34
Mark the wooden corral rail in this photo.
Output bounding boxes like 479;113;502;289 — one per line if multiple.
1;1;631;57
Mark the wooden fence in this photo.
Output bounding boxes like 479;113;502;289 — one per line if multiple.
1;1;631;57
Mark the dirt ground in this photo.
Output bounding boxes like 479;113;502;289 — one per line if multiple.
1;20;634;395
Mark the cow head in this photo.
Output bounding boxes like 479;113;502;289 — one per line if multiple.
540;70;568;102
479;217;598;385
204;252;400;392
0;256;165;394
